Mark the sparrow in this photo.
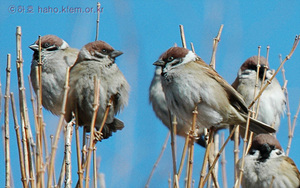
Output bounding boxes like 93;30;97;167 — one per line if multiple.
65;40;129;139
238;134;300;188
149;67;206;147
29;34;79;115
232;56;286;131
153;47;275;135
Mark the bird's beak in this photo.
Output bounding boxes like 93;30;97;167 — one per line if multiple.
29;43;39;51
110;50;123;58
153;60;165;67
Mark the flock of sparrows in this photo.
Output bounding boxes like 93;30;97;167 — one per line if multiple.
29;35;299;187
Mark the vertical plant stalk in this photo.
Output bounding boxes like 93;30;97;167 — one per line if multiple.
186;106;198;188
233;125;239;182
209;24;224;69
76;122;84;187
47;67;70;188
65;120;75;188
36;35;45;187
16;26;36;188
84;77;101;188
220;133;228;188
179;25;187;48
190;42;195;53
93;147;98;188
280;55;293;156
95;2;101;41
287;99;300;155
11;92;28;188
145;132;170;188
198;128;214;188
203;126;236;185
169;112;178;187
4;54;11;188
177;135;189;179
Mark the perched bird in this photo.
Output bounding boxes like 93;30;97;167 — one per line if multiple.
149;67;206;147
238;134;300;188
153;47;275;135
65;41;129;139
232;56;286;131
29;35;79;115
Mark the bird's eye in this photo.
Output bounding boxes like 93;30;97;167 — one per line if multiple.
276;150;282;155
43;42;51;48
167;56;174;62
102;49;108;54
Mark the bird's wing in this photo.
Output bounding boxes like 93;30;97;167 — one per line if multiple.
194;59;248;114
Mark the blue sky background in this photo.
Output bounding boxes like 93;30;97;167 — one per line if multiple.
1;1;300;187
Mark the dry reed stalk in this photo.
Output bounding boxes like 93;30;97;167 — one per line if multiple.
209;24;224;69
16;26;36;188
179;25;187;48
280;55;294;155
286;99;300;155
203;125;236;185
4;54;11;188
248;35;300;109
84;78;101;188
190;42;195;53
36;36;45;187
234;112;252;188
95;2;101;41
57;158;66;188
93;148;98;188
11;92;28;188
186;106;198;188
279;55;292;142
65;120;74;188
177;135;189;179
47;67;70;188
170;113;178;187
75;123;84;187
145;132;170;188
198;128;214;188
233;125;239;182
220;133;227;188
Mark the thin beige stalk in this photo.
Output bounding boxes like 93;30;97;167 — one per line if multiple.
234;112;252;188
209;24;224;69
190;42;195;53
286;99;300;156
47;67;70;188
145;132;170;188
57;158;66;188
220;133;228;188
93;147;98;188
4;54;11;188
186;106;198;188
177;135;189;178
198;128;214;188
65;120;74;188
11;92;28;188
85;77;101;188
16;26;36;188
95;2;101;41
169;112;178;186
279;55;292;143
248;35;300;109
179;25;187;48
203;125;237;185
75;123;84;187
233;125;239;183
